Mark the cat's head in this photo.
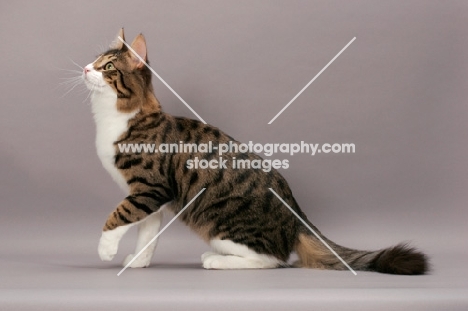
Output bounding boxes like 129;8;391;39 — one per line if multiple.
83;28;159;113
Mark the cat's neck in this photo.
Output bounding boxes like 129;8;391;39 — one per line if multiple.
115;90;161;115
90;87;135;193
140;91;162;114
90;87;127;121
91;88;161;118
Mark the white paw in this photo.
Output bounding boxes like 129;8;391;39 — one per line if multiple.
201;251;218;262
123;254;151;268
98;228;122;261
98;239;117;261
97;226;131;262
202;254;230;269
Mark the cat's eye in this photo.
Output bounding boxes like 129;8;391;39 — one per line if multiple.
104;62;115;70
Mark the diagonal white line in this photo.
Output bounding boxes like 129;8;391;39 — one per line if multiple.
117;188;206;276
268;37;356;124
268;188;357;275
118;36;207;124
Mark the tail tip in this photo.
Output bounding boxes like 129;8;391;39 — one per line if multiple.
369;243;429;275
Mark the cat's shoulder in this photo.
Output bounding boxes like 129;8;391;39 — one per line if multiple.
173;116;236;141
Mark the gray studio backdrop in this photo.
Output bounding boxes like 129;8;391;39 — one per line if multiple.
1;1;467;309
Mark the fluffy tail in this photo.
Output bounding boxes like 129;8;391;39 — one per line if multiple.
295;232;428;275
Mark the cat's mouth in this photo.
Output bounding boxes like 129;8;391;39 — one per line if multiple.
82;68;107;90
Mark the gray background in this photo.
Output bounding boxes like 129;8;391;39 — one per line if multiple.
1;0;467;310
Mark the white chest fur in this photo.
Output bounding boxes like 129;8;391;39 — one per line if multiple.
91;87;137;193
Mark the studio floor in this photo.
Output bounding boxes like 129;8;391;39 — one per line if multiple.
2;226;467;311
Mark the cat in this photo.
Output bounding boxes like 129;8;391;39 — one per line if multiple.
82;29;428;274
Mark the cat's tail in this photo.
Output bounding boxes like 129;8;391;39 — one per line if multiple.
294;231;428;275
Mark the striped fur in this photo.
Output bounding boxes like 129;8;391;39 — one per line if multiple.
84;29;428;274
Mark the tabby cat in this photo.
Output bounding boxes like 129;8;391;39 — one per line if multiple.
83;29;428;274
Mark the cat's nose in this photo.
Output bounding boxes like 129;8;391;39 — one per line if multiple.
84;67;90;74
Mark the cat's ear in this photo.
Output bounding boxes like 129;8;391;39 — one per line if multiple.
129;34;147;69
110;28;126;50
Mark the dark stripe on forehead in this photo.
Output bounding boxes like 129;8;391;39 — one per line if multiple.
103;48;121;56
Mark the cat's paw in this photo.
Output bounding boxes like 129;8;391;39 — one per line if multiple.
201;251;218;262
98;232;119;261
202;253;227;269
123;254;151;268
98;242;117;261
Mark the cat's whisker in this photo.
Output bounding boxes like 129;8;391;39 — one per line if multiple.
61;71;83;76
61;73;82;78
96;40;112;54
54;59;87;99
96;44;105;54
59;76;81;84
68;58;84;70
56;70;82;75
74;84;89;93
83;83;99;103
58;76;81;84
50;63;82;74
59;77;83;85
60;81;85;98
55;80;78;91
58;77;87;97
72;88;89;99
83;90;93;104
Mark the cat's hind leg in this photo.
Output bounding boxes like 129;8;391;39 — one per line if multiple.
123;210;163;268
202;239;283;269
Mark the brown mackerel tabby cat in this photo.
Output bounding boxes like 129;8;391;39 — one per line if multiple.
83;29;428;274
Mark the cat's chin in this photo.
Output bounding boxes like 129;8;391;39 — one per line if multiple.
83;79;111;92
87;83;117;100
82;72;112;93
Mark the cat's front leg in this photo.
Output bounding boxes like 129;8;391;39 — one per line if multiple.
123;210;164;268
98;224;135;261
98;194;163;262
